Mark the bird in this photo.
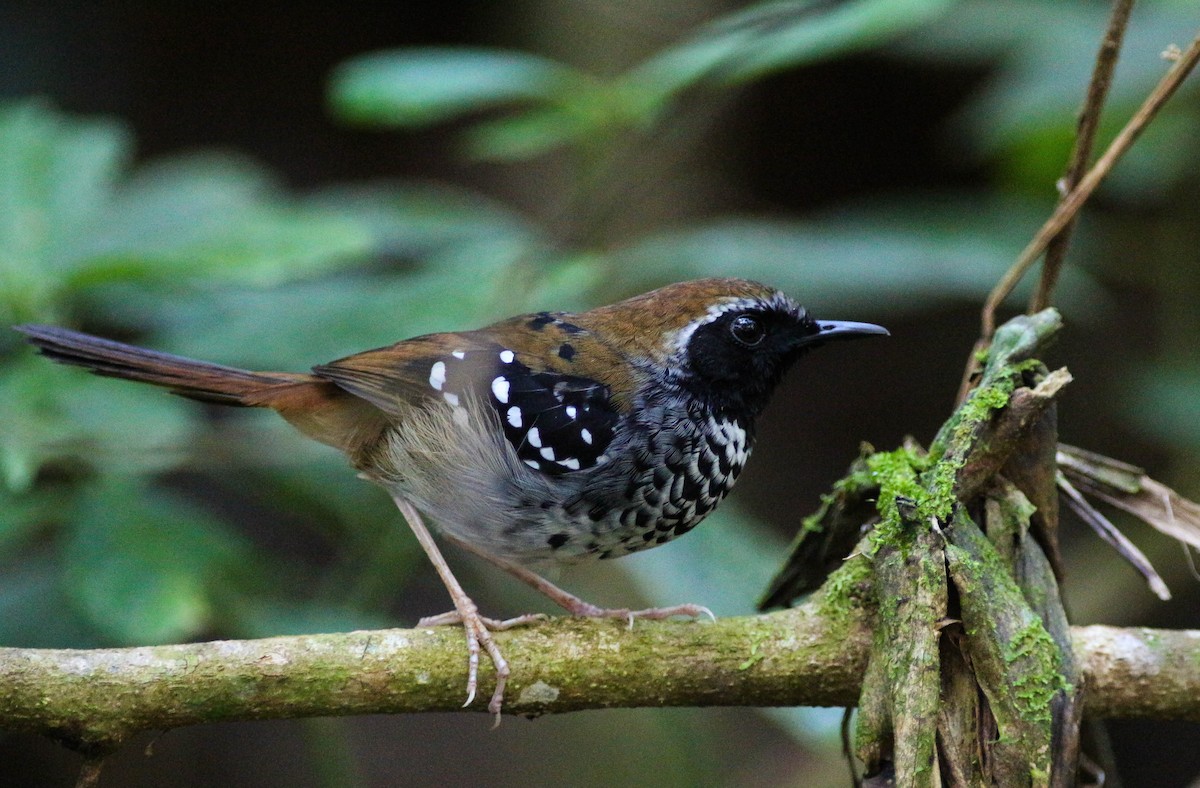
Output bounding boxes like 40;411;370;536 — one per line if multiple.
15;277;887;718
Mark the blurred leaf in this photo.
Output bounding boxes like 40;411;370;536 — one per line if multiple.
55;152;276;272
0;100;132;323
306;181;536;259
329;48;585;126
0;100;376;329
131;191;566;367
147;266;522;371
76;179;543;353
0;357;195;490
464;102;632;161
490;0;960;162
64;154;374;288
618;504;789;617
146;249;618;373
603;197;1111;316
328;2;958;162
0;101;131;251
62;480;253;644
630;0;958;106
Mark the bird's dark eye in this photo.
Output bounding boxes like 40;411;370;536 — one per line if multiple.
729;314;766;346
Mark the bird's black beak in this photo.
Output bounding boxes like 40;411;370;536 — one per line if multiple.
795;319;889;349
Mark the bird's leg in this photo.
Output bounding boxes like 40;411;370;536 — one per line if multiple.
392;496;532;721
441;532;714;627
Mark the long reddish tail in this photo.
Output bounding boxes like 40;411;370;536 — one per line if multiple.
14;325;388;456
14;324;312;406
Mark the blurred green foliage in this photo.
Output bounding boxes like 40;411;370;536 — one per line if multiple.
330;0;956;161
0;7;1197;766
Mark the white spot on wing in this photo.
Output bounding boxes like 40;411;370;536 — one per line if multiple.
540;447;556;461
451;350;466;359
565;405;577;419
507;406;522;428
527;427;542;447
491;376;510;403
429;361;447;391
443;392;460;407
580;428;592;444
560;457;580;470
499;349;515;364
524;459;541;469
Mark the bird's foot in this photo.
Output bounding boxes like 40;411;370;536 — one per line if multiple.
418;608;547;725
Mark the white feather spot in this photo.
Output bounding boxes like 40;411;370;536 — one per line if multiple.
491;376;510;403
580;428;592;444
559;457;580;470
565;405;577;419
527;427;542;447
452;408;469;427
443;392;460;407
506;406;522;428
540;447;556;461
429;361;446;391
523;459;541;470
499;349;515;364
451;350;466;360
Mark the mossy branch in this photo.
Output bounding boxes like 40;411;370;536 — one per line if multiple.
1;596;1197;755
2;591;868;754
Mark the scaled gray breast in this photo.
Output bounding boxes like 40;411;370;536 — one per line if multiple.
541;409;752;561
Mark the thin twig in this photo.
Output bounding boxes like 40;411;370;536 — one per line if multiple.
1031;0;1137;312
980;26;1200;339
1058;471;1172;600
